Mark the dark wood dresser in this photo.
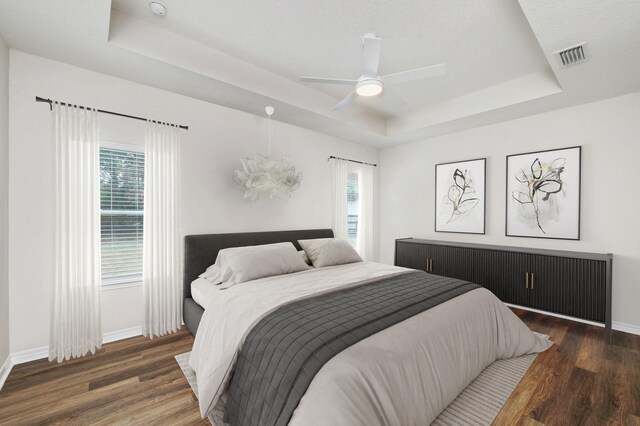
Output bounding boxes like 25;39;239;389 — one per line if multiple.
395;238;613;343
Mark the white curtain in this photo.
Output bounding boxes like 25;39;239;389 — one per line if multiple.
330;158;349;240
143;121;181;338
357;164;375;261
50;103;102;362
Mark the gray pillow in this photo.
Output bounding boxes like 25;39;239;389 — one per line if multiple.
298;238;363;268
217;242;310;288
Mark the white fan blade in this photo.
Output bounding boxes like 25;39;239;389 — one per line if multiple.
300;77;358;85
382;63;446;85
362;34;382;77
332;92;357;111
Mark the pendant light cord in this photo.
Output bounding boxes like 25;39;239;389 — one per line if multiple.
267;113;272;157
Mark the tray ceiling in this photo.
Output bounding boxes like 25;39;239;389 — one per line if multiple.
0;0;638;147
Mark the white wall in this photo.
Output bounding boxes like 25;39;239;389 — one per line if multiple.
8;51;379;353
380;92;640;330
0;35;10;367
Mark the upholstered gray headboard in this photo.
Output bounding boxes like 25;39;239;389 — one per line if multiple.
183;228;334;300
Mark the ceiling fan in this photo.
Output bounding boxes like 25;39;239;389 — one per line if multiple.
300;33;446;111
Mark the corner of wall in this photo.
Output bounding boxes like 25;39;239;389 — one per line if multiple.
0;355;11;390
0;34;11;389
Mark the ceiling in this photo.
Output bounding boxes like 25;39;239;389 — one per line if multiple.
111;0;550;116
0;0;639;147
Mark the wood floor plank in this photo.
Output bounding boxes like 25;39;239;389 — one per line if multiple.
515;417;545;426
556;321;584;363
3;365;180;424
521;349;574;424
576;322;605;373
586;358;629;425
624;347;640;418
492;358;548;425
1;312;638;425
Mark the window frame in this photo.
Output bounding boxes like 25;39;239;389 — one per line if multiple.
99;140;145;289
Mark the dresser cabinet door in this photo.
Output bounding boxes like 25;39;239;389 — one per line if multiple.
471;248;501;297
395;242;431;273
475;250;530;306
526;255;557;314
513;253;537;309
428;245;476;282
528;255;606;322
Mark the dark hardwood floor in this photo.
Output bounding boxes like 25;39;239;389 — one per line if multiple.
0;328;206;425
494;308;640;426
0;309;638;425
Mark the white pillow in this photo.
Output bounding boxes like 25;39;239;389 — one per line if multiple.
298;238;363;268
198;264;222;284
216;242;310;288
209;242;291;285
298;250;312;266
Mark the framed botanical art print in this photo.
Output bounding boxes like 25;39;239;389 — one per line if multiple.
435;158;486;234
506;146;581;240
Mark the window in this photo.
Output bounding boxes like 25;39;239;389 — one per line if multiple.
347;172;360;249
99;146;145;285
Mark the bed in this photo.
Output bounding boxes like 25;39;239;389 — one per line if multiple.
184;229;552;425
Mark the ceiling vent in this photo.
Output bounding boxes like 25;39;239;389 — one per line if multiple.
555;43;589;68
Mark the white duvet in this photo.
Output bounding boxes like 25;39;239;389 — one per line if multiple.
190;262;552;425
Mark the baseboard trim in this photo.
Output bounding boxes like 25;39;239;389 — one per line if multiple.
103;326;142;344
505;303;605;327
9;326;144;368
10;345;49;365
506;303;640;337
0;355;12;391
612;321;640;337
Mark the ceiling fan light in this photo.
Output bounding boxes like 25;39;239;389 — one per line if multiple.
356;80;383;97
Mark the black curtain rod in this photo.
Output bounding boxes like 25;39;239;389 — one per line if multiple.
328;155;377;167
35;96;189;130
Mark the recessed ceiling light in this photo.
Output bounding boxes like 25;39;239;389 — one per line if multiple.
150;2;167;16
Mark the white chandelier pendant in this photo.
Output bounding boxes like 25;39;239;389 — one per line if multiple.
233;107;303;201
234;154;302;201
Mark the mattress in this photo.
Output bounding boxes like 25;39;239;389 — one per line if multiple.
190;277;221;309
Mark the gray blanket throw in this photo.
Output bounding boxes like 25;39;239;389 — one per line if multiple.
225;270;479;426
